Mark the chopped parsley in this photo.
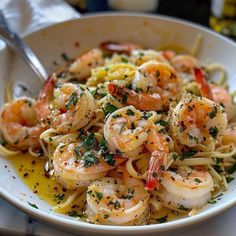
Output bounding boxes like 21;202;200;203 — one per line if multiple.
126;109;135;116
172;153;179;161
65;92;78;110
28;202;38;209
82;151;99;167
95;191;103;201
61;52;70;61
180;149;198;160
226;176;235;183
194;178;202;183
156;215;168;223
209;126;219;139
91;87;98;97
98;138;107;153
68;211;81;217
87;190;93;196
125;189;134;200
82;133;97;150
215;157;222;165
54;194;65;201
155;120;169;127
104;153;115;166
121;56;128;63
74;147;81;159
104;214;110;219
142;112;153;120
114;200;121;209
103;103;117;115
207;200;216;204
0;139;6;146
208;106;217;119
178;205;189;211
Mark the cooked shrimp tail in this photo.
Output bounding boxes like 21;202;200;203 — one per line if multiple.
108;83;163;111
194;67;213;100
145;129;169;191
36;74;56;123
146;151;164;191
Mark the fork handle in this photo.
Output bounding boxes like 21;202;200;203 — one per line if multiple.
0;10;48;82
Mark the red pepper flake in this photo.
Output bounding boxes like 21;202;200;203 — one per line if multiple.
44;173;50;178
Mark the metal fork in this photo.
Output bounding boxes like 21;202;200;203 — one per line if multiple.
0;9;48;82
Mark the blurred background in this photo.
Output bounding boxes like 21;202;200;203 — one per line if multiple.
67;0;236;40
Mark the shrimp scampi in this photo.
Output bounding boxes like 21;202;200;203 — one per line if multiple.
1;42;235;226
37;79;95;133
52;141;125;189
0;97;44;150
160;167;214;209
86;174;149;225
170;95;227;151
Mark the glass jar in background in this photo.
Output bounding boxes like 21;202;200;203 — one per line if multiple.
210;0;236;39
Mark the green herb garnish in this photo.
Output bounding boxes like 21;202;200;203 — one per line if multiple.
142;112;153;120
208;106;218;119
104;153;115;166
209;126;219;139
103;103;117;115
126;109;135;116
82;133;97;150
226;176;235;183
95;191;103;201
156;215;168;223
28;202;38;209
68;211;81;217
82;151;99;167
65;92;78;110
114;200;121;209
121;57;128;63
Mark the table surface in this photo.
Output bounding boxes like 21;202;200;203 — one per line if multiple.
0;197;235;236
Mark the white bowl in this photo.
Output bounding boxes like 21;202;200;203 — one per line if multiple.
0;13;236;235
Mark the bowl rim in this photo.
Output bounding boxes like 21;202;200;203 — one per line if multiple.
0;12;236;234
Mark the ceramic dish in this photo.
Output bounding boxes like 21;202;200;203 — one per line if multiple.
0;13;236;235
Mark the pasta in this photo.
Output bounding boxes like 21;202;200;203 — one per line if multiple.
0;40;235;226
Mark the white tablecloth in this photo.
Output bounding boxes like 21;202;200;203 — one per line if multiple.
0;1;235;235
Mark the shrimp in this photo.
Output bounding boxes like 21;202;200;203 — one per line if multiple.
170;95;228;151
69;49;104;80
160;167;213;209
86;169;149;225
108;61;181;111
104;106;148;157
210;84;233;121
37;81;95;133
100;41;141;55
0;97;44;150
52;142;125;189
108;83;163;111
194;67;233;120
104;105;169;190
171;55;199;73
